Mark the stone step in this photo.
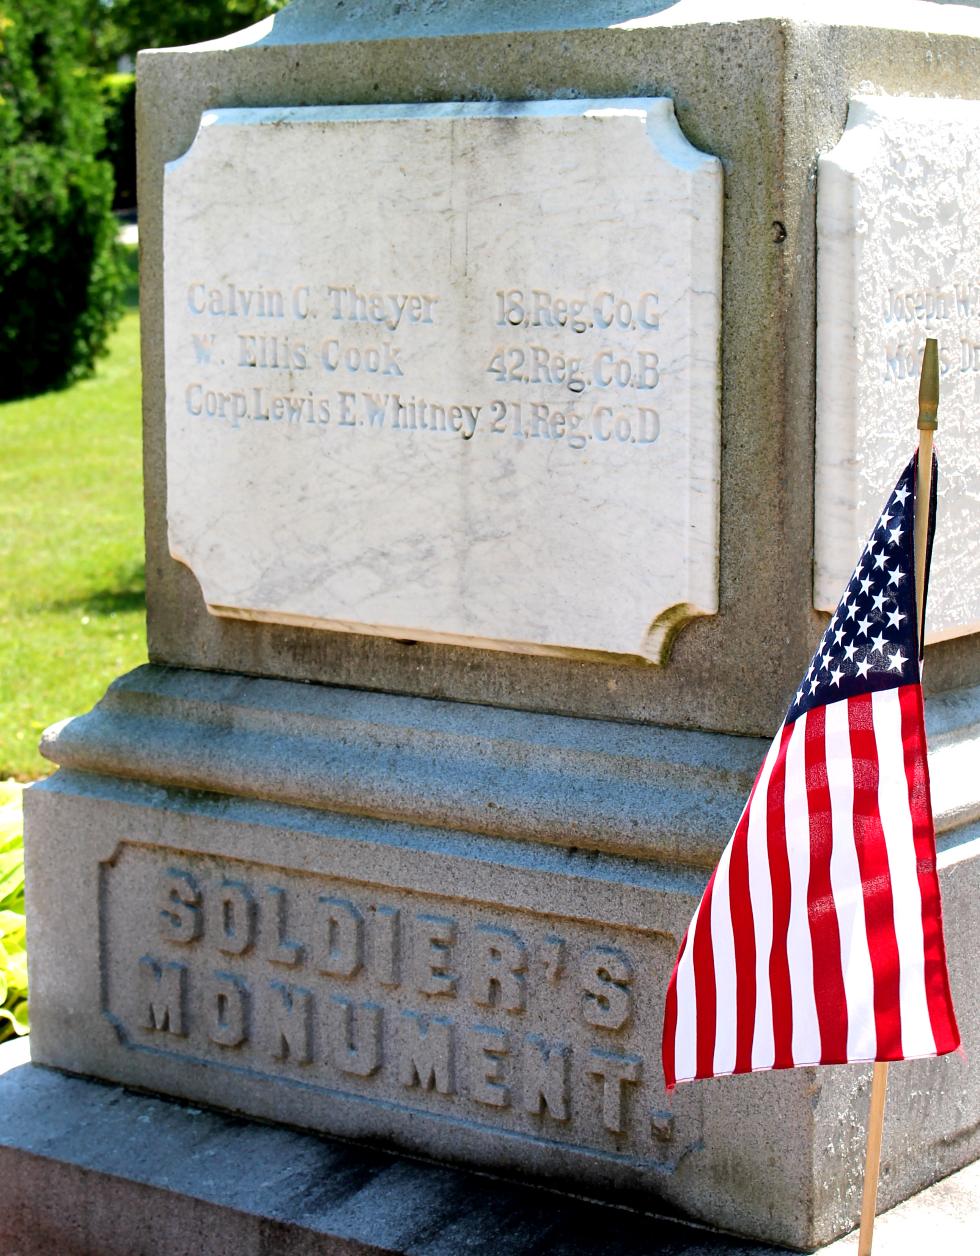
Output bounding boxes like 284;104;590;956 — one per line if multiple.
0;1038;784;1256
3;1037;976;1255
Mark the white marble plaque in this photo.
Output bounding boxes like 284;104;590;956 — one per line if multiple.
164;100;721;662
817;96;980;642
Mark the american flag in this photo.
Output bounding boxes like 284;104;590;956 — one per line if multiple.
662;454;959;1088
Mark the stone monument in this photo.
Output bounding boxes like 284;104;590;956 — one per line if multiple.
9;2;980;1252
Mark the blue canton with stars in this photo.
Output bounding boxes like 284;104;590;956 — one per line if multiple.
788;455;935;725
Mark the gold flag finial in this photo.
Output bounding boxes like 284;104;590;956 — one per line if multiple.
918;338;939;431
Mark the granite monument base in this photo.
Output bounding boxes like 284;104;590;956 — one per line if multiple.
23;666;980;1251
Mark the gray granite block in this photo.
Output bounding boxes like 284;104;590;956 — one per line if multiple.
23;670;980;1248
0;1042;788;1256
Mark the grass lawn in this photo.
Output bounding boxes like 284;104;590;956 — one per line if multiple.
0;256;146;781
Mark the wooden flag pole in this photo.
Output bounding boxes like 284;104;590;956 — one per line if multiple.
856;337;939;1256
857;1062;889;1255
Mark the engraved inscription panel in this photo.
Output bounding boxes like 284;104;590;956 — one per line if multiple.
164;100;722;662
817;96;980;641
102;844;679;1159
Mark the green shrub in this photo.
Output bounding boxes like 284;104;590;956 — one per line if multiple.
0;1;124;400
100;71;136;211
0;781;27;1043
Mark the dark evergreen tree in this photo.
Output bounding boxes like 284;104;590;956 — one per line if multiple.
0;1;123;398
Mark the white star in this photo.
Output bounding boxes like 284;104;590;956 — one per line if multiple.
872;549;888;571
860;576;873;596
795;687;806;706
871;631;888;653
887;649;907;673
807;664;815;681
829;667;844;687
833;626;847;647
808;676;819;695
894;486;910;506
887;565;905;587
879;509;893;531
856;657;872;679
856;616;872;637
819;650;831;671
887;608;906;630
845;599;859;621
888;525;904;546
844;642;858;662
872;590;888;613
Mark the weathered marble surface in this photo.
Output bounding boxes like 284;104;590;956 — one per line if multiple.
164;99;722;663
816;96;980;642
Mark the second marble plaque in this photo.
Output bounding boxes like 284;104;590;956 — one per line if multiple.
817;96;980;642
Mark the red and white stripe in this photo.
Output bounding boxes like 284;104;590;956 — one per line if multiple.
662;683;959;1089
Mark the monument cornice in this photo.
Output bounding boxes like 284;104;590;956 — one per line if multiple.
38;665;980;868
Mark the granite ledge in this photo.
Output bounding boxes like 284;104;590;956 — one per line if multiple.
39;664;764;869
39;666;980;868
